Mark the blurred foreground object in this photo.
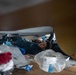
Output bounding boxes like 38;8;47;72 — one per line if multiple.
0;0;49;14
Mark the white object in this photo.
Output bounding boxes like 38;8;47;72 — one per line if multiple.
0;59;14;72
41;56;57;72
0;26;53;36
0;44;29;67
34;49;66;73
